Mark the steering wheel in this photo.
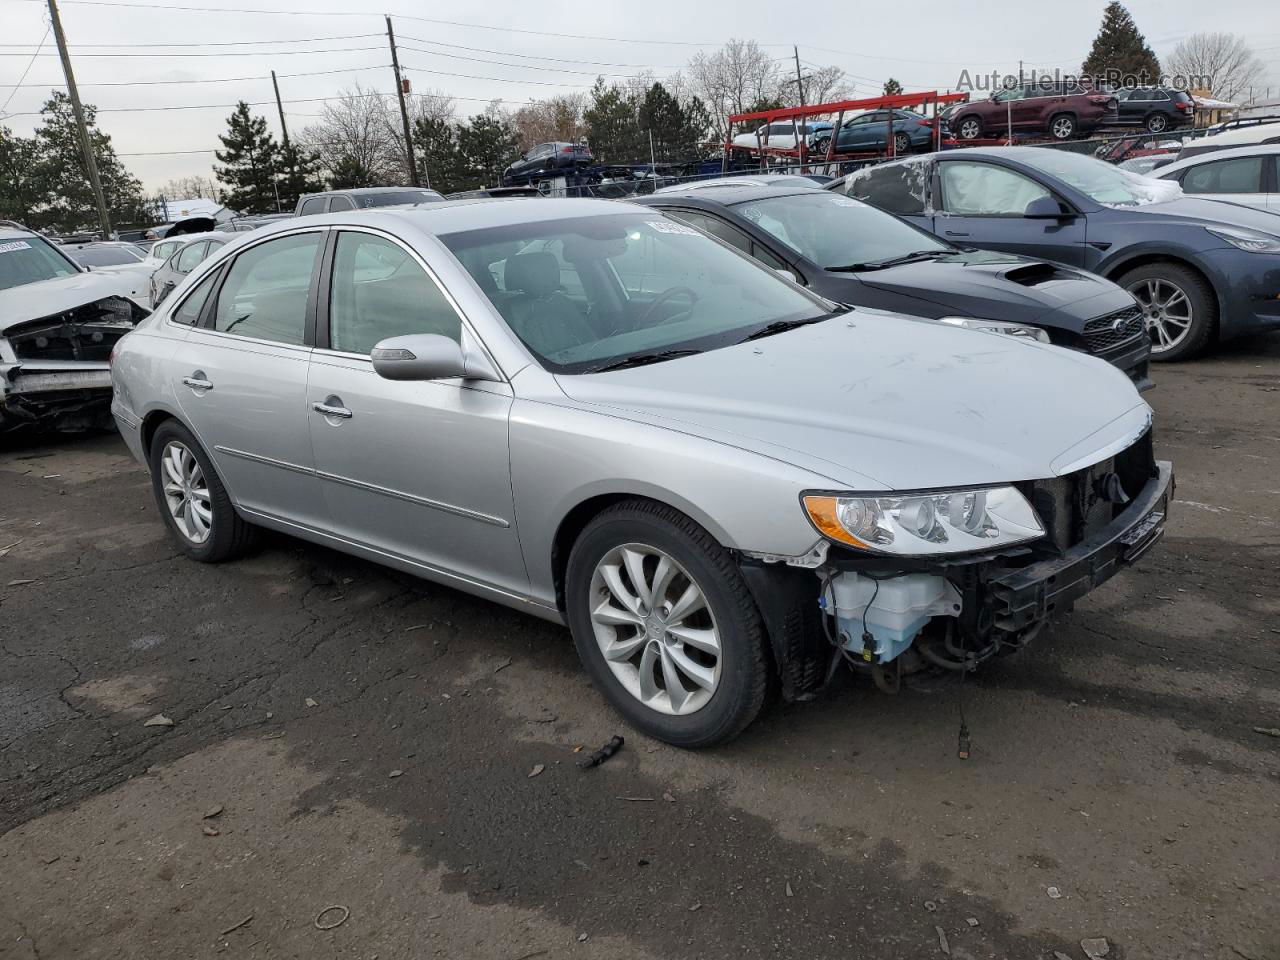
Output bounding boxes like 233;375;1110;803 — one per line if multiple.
638;286;699;327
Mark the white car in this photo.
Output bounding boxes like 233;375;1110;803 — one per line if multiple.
1150;144;1280;212
0;227;148;434
64;241;155;308
731;122;833;151
1176;117;1280;159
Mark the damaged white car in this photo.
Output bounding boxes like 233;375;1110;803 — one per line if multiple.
1;225;149;434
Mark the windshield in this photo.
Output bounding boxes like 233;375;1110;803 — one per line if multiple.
0;236;81;291
70;244;145;267
359;190;443;208
442;213;833;374
1014;149;1182;206
732;192;949;269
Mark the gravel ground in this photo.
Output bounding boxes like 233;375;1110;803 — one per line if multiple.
1;335;1278;960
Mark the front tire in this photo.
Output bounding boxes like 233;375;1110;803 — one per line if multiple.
565;500;769;748
1118;261;1216;361
956;116;983;140
1049;113;1077;140
149;420;257;562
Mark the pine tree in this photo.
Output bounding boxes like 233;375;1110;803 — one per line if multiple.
883;78;904;96
0;127;45;228
584;79;645;163
1081;2;1161;87
412;115;462;193
638;83;688;163
275;144;325;209
214;102;282;214
456;113;519;190
27;92;146;232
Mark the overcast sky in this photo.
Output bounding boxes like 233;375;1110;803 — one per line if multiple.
2;0;1278;191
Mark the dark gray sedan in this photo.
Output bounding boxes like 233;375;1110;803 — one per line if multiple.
831;147;1280;360
637;185;1150;389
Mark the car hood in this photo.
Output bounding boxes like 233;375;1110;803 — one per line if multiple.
1113;196;1280;234
0;271;144;333
848;250;1133;330
553;310;1150;492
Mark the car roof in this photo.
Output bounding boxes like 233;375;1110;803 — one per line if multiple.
1154;142;1280;176
643;184;821;206
160;231;226;247
255;197;639;238
0;226;41;241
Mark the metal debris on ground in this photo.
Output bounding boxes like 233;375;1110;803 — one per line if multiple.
527;764;545;778
203;805;223;819
1047;886;1062;899
576;933;589;943
1081;937;1111;959
935;925;950;955
785;882;794;897
494;657;513;673
218;915;253;937
688;903;702;912
388;769;404;778
143;714;174;727
1252;727;1280;738
924;900;938;912
202;825;220;837
7;579;37;587
304;697;318;708
662;791;676;802
1054;952;1073;960
965;917;978;926
314;905;350;930
616;796;654;802
577;735;624;769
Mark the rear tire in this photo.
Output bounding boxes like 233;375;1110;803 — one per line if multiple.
565;500;770;748
149;420;257;562
1049;113;1077;140
1118;261;1217;362
892;132;911;155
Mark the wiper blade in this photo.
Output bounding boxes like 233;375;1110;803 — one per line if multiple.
828;250;947;272
591;348;702;372
737;313;835;343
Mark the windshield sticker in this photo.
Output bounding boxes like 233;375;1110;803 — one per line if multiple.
647;220;701;236
0;240;33;255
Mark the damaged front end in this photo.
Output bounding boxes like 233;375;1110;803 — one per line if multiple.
0;295;146;434
741;430;1173;699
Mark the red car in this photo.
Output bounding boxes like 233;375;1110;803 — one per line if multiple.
944;80;1118;141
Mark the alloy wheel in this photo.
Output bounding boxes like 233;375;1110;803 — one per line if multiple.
1051;117;1075;139
1129;276;1194;353
1147;114;1167;133
160;440;213;544
588;543;721;716
958;118;980;140
893;133;911;155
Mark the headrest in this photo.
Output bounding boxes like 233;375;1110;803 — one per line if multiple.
504;252;560;298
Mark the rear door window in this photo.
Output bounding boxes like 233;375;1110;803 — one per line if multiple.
1181;156;1264;194
212;232;321;345
174;241;208;274
328;195;355;211
843;161;930;215
298;197;327;215
171;269;220;326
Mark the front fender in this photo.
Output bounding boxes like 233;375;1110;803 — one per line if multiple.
1095;241;1230;322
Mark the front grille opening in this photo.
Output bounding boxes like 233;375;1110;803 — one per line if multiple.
8;297;141;362
1083;306;1146;354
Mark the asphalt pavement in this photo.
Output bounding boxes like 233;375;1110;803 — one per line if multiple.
1;335;1278;960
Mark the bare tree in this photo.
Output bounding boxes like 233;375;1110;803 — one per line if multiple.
789;65;853;107
1166;33;1265;103
296;82;402;186
688;40;784;139
512;93;587;150
157;175;219;200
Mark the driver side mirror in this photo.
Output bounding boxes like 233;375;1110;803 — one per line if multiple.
1024;195;1067;218
371;333;500;382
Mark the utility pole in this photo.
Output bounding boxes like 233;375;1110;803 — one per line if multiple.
793;46;807;170
271;70;290;151
386;16;420;187
793;46;806;105
47;0;112;237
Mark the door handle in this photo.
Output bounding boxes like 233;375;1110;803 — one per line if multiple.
312;401;353;420
944;230;970;237
182;375;213;390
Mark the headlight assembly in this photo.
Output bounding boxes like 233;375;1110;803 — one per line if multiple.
802;486;1045;556
937;317;1051;343
1205;225;1280;254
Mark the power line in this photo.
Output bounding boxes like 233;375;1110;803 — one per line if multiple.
0;33;382;47
0;25;50;116
397;56;593;88
6;64;391;88
2;90;392;117
394;35;682;70
394;39;657;78
0;44;387;57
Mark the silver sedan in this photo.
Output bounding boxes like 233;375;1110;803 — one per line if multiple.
110;198;1171;746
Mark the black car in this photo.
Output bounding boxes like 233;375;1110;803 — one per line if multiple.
503;142;594;184
1107;86;1195;134
634;185;1151;389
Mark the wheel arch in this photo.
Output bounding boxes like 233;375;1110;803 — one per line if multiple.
548;486;736;615
1101;251;1224;326
140;406;182;462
